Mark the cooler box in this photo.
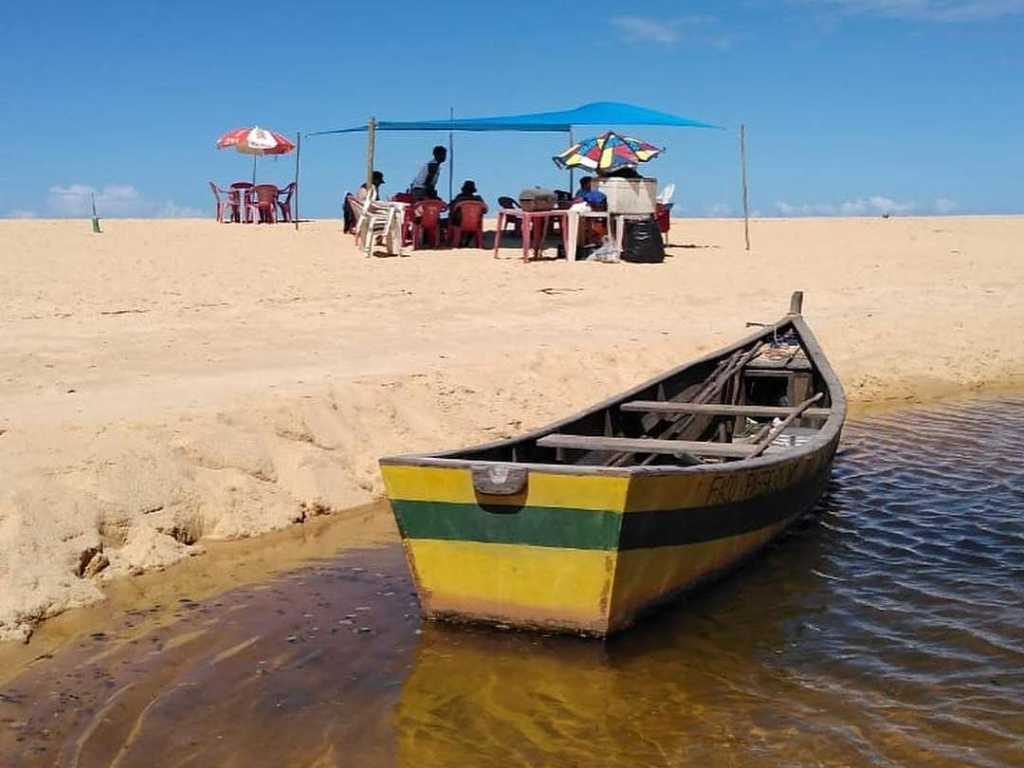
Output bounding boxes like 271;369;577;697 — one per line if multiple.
592;177;657;214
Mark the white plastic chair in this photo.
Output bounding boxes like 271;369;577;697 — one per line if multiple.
354;193;405;257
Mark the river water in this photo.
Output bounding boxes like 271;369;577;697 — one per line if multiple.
2;396;1023;767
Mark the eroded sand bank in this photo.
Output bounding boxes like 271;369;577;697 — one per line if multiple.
1;215;1022;643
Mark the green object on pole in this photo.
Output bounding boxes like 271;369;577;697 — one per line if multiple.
90;192;101;234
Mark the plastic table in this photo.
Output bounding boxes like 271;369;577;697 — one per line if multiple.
493;209;569;262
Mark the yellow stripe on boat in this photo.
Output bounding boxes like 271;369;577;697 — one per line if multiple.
608;519;794;630
382;465;630;511
405;539;616;633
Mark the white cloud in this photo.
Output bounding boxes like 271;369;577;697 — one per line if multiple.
155;200;204;218
610;15;725;46
805;0;1024;21
14;184;203;219
776;195;916;216
612;16;682;44
934;197;958;213
704;202;735;217
4;209;37;219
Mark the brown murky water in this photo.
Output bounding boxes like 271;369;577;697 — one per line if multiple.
3;396;1023;767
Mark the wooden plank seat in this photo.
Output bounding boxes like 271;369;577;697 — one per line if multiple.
536;434;757;459
746;355;813;371
620;401;832;419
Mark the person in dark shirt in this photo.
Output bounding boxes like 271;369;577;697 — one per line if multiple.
450;180;489;246
449;180;487;225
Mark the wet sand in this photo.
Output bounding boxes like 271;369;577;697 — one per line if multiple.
0;503;395;687
3;397;1022;767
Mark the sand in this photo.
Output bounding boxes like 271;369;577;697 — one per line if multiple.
1;215;1022;643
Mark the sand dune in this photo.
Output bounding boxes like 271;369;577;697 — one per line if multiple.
1;215;1022;642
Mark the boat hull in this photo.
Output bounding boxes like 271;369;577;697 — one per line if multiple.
382;432;838;636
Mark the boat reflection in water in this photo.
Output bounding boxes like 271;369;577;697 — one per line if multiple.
394;507;840;767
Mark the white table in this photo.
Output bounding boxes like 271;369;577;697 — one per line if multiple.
565;209;612;263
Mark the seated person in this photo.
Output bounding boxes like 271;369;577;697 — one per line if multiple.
344;170;384;233
409;145;447;200
574;176;607;211
573;176;609;251
358;170;385;201
449;180;488;247
449;180;487;225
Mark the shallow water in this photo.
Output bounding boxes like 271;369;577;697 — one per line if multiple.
2;396;1023;767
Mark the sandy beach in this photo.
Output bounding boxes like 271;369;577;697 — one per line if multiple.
1;215;1022;644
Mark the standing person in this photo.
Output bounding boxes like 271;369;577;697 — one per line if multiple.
409;145;447;200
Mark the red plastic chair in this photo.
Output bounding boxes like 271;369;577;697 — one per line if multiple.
449;201;486;248
277;182;296;222
248;184;279;224
412;199;447;249
209;182;240;223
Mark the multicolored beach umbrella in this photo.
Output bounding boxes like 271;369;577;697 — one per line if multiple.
216;126;295;156
552;131;664;172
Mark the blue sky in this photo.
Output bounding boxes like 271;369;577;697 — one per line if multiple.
1;0;1021;218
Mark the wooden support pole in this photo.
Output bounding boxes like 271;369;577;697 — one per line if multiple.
293;131;301;231
568;126;575;194
740;123;750;251
366;116;377;197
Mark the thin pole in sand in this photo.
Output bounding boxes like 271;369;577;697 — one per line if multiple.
740;123;750;251
448;106;454;203
293;131;301;231
90;191;101;234
252;153;257;186
366;116;377;194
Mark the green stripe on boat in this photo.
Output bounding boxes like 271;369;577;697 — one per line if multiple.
392;500;622;550
391;469;827;551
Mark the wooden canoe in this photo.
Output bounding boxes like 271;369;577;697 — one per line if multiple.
379;292;846;636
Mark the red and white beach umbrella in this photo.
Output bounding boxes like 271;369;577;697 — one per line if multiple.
216;126;295;156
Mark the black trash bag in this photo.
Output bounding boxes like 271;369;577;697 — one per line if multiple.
621;218;665;263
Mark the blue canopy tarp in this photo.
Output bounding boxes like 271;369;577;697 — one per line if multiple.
309;101;719;135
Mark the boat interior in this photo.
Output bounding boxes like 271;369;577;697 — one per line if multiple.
444;319;837;470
